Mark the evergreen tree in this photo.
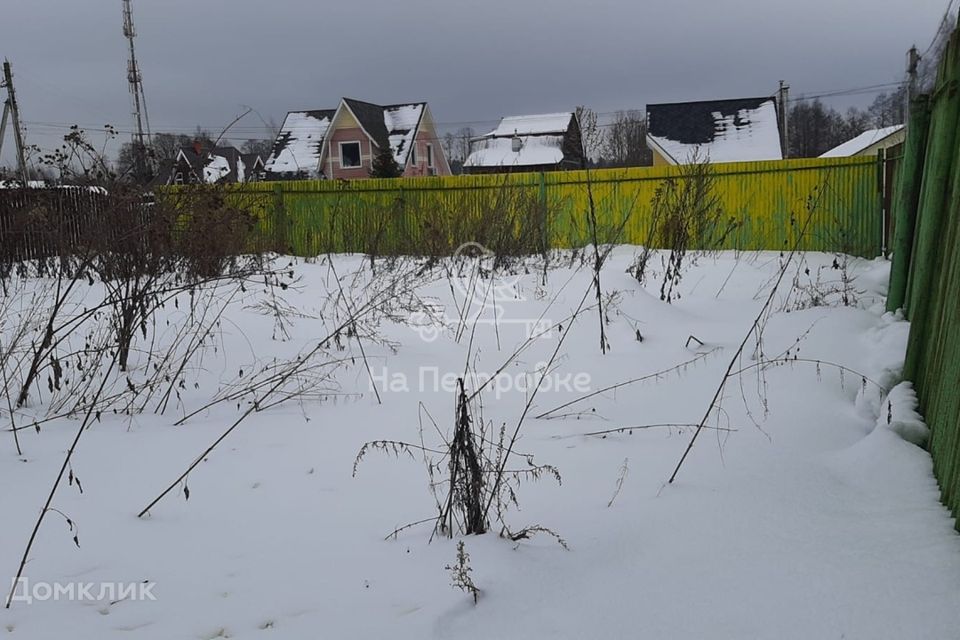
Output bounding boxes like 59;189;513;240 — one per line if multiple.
370;146;402;178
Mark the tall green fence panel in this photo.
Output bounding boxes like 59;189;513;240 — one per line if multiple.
889;26;960;530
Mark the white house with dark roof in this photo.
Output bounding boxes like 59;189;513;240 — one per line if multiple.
266;98;450;180
819;125;905;158
464;112;585;174
646;96;783;166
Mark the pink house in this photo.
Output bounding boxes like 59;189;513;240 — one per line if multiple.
265;98;451;180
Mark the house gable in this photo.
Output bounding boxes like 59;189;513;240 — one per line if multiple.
405;105;451;176
319;100;381;179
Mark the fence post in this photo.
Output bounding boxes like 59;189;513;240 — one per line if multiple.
887;94;932;313
271;183;287;252
538;171;548;253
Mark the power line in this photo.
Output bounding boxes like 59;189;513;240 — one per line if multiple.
787;81;907;103
921;0;957;59
23;79;905;138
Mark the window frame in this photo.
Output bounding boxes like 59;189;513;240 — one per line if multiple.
426;143;434;168
339;141;363;169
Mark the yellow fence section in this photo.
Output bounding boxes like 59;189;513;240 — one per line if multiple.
220;156;882;258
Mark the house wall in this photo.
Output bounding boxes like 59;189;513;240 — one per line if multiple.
403;110;451;177
651;147;673;167
322;108;377;179
403;131;447;177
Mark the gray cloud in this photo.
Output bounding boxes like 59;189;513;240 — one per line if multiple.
0;0;949;166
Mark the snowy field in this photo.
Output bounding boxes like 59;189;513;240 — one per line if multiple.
1;247;959;639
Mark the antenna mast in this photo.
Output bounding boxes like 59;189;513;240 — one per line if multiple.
1;60;30;185
122;0;152;181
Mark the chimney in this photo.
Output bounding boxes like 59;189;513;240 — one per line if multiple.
511;130;523;153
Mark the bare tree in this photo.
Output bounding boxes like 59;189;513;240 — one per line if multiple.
241;138;273;158
602;110;652;167
455;127;475;164
576;106;603;162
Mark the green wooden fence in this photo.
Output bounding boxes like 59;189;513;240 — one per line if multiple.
887;25;960;530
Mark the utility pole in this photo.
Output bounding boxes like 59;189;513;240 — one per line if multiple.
778;80;790;159
1;59;30;184
122;0;152;182
906;45;921;119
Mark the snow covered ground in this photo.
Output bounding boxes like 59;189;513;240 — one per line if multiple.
1;248;958;639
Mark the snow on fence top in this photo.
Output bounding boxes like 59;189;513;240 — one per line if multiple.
265;110;336;177
0;180;49;189
647;97;783;164
819;125;905;158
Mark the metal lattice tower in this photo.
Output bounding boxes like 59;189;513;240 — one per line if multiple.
122;0;152;180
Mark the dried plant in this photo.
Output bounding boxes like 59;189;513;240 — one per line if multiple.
445;540;480;604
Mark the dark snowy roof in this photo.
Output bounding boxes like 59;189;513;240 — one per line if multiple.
343;98;391;148
646;96;783;163
177;145;243;183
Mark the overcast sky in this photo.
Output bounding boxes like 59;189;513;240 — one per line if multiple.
0;0;950;166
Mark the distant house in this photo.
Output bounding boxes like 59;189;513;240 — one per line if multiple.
264;98;451;180
646;96;783;166
158;144;265;185
819;125;905;158
241;153;267;182
463;112;584;174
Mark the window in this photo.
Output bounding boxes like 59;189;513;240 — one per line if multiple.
410;143;417;166
340;141;362;168
426;143;434;168
174;171;184;185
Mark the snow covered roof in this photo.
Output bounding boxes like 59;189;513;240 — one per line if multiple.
464;135;566;168
647;97;783;164
177;145;243;184
819;125;905;158
383;103;425;166
203;154;231;184
342;98;425;166
464;111;577;168
487;112;574;137
265;110;336;177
